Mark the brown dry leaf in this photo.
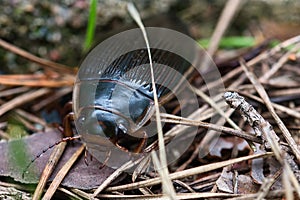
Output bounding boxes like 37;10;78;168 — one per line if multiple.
237;174;260;194
216;169;260;194
0;131;115;189
251;145;266;184
216;169;234;193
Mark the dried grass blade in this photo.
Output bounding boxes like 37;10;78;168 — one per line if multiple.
42;144;85;200
159;114;262;143
0;86;30;98
32;142;67;200
260;43;300;82
0;74;74;87
0;88;50;116
203;0;243;71
127;2;176;199
106;152;273;192
237;91;300;119
32;87;72;111
0;38;76;74
92;158;143;197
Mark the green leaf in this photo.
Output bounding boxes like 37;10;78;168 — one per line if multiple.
84;0;97;52
198;36;256;49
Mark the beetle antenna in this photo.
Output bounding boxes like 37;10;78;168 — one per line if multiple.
22;135;80;179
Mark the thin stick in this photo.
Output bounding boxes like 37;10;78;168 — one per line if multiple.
202;35;300;92
258;169;282;200
206;0;243;56
15;109;47;127
32;142;67;200
240;59;300;163
96;192;240;199
223;91;300;197
192;87;240;130
0;88;50;116
92;157;143;197
42;144;85;200
159;114;262;143
32;87;72;111
0;86;30;98
269;88;300;97
0;38;75;74
127;3;176;199
260;43;300;82
0;74;74;87
105;153;273;192
236;91;300;119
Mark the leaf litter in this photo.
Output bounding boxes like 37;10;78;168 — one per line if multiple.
0;131;115;189
0;2;300;200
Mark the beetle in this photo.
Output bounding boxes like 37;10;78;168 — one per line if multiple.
70;28;200;168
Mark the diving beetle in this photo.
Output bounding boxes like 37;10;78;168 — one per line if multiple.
70;27;203;168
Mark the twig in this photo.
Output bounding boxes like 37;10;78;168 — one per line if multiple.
0;74;74;87
202;35;300;92
192;87;240;130
105;153;273;192
92;157;144;198
127;3;176;199
96;192;240;199
269;88;300;98
223;91;279;150
256;169;282;200
259;43;300;82
236;91;300;119
0;38;76;74
0;86;30;98
201;0;243;72
223;91;300;197
42;144;85;200
15;109;47;128
32;142;67;200
0;88;51;116
160;114;262;143
239;59;300;163
32;87;72;111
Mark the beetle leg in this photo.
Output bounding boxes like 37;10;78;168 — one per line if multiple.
62;101;73;116
110;137;129;152
84;149;89;166
134;131;148;153
115;142;129;152
62;112;75;137
99;150;111;169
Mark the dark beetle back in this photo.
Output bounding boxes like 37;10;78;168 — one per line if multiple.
73;28;201;169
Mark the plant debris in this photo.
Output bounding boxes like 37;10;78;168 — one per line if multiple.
0;1;300;199
0;131;115;190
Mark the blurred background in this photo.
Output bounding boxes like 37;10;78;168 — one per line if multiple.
1;0;300;74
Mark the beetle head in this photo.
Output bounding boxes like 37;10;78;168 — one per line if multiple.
76;106;135;141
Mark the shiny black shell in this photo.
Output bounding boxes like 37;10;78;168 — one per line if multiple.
93;48;192;125
73;28;197;155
